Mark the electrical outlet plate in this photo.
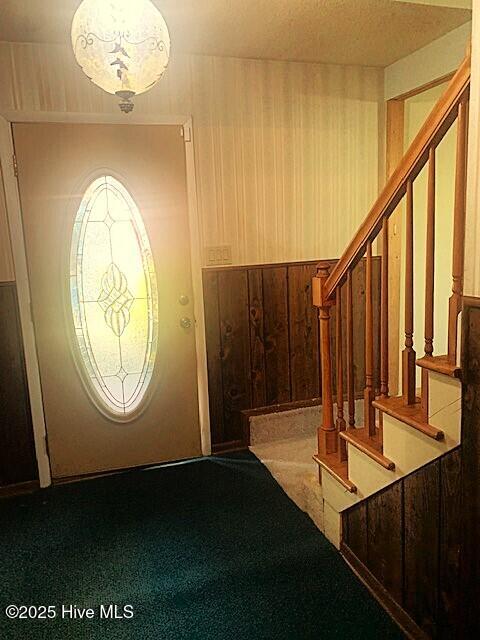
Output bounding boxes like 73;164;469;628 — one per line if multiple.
205;245;232;266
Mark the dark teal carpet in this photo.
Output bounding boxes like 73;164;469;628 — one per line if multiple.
0;452;404;639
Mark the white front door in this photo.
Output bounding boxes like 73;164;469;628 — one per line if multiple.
14;122;201;478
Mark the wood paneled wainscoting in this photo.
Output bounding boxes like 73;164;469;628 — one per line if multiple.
203;257;381;452
0;283;38;491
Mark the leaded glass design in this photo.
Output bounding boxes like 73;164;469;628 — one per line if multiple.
70;175;158;417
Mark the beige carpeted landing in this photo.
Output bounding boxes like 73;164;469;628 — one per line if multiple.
248;401;365;534
250;431;324;532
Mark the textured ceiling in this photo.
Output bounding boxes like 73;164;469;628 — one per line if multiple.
0;0;471;67
393;1;471;8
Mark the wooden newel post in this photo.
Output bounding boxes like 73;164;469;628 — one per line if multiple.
448;97;468;363
312;263;337;456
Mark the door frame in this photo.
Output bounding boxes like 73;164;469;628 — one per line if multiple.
0;111;211;488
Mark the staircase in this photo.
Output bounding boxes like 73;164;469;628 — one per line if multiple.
311;55;469;548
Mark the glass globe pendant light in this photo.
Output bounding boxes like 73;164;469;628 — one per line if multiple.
71;0;170;113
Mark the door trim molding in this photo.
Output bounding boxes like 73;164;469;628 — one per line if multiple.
0;115;51;487
183;117;212;456
0;112;211;485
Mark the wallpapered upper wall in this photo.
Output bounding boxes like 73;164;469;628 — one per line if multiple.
0;41;383;266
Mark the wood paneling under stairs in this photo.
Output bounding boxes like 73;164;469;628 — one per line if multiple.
0;283;38;487
203;257;381;451
343;448;462;639
460;303;480;638
316;299;480;640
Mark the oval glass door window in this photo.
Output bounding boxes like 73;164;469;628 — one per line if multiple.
70;175;158;418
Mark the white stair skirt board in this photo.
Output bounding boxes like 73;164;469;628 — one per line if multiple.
249;399;365;446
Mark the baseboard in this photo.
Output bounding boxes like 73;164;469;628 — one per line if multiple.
211;440;247;454
241;397;322;446
340;543;429;640
0;480;40;499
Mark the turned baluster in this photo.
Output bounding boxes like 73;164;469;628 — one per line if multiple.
313;263;336;456
422;147;436;417
403;178;416;405
380;218;389;398
378;219;389;439
364;241;376;436
336;287;347;461
346;270;356;428
448;97;468;364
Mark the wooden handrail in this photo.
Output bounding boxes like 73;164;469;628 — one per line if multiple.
313;53;470;467
324;54;470;301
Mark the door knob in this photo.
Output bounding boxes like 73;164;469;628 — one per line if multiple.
179;294;189;306
180;317;192;329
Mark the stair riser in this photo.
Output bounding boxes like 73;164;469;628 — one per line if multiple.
379;370;461;476
302;477;325;532
320;469;359;512
323;501;342;549
383;414;454;476
347;444;400;499
428;370;462;443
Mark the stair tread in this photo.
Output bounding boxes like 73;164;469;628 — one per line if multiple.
340;427;395;470
313;452;357;493
372;396;445;441
416;354;461;379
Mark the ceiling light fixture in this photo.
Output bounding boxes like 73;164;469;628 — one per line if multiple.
71;0;170;113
